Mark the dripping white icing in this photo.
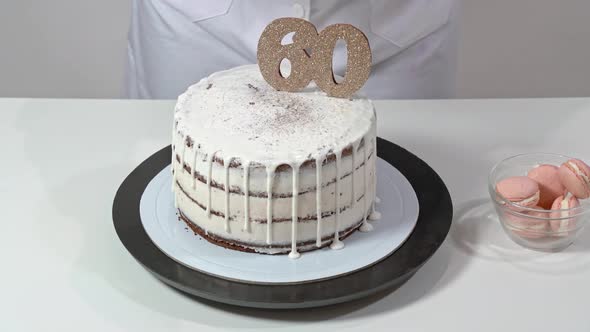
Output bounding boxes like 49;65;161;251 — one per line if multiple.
351;142;357;207
359;221;374;232
174;143;187;208
558;192;573;233
171;65;377;257
171;119;177;192
242;161;251;232
289;165;301;259
369;136;380;221
369;210;382;221
180;145;186;177
359;136;372;232
171;144;177;194
223;157;232;232
315;157;324;247
171;146;176;192
206;153;213;218
266;166;275;244
330;151;344;250
191;146;199;189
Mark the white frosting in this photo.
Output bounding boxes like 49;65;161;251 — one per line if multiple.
515;191;540;206
174;65;375;165
173;155;377;247
315;157;324;247
191;147;199;189
172;65;378;257
557;192;572;233
561;193;571;213
242;161;250;231
568;161;590;186
223;157;231;232
289;165;301;259
265;166;275;244
369;210;382;221
361;138;372;230
329;152;345;250
205;153;213;217
359;222;374;232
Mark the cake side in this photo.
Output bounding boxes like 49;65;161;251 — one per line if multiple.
172;139;377;252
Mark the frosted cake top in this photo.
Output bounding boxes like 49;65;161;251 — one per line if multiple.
174;65;375;164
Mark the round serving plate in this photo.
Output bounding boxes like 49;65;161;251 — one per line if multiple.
113;137;453;309
140;158;418;284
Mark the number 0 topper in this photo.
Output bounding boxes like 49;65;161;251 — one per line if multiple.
257;18;372;98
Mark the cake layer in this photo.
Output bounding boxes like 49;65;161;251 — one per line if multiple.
172;146;376;222
172;134;375;196
179;210;369;255
174;181;375;251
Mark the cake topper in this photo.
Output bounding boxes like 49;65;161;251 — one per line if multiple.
257;18;371;98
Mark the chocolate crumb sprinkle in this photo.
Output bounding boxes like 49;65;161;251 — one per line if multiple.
206;83;213;90
185;136;194;147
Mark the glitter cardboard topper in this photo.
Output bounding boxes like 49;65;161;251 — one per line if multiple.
257;18;371;98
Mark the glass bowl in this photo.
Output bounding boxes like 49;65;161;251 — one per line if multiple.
488;153;590;251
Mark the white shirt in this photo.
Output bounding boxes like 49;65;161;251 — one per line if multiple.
126;0;458;99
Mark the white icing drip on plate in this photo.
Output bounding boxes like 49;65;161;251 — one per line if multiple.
369;210;382;221
359;221;374;232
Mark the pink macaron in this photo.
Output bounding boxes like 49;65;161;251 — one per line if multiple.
549;193;580;236
527;164;566;209
504;206;548;239
558;159;590;199
495;176;540;209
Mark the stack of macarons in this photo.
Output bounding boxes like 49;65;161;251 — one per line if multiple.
495;158;590;238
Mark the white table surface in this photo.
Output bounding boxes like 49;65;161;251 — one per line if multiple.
3;97;590;331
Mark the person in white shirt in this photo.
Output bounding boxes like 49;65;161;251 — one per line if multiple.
126;0;458;99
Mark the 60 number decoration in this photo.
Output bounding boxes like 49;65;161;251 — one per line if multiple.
257;18;372;98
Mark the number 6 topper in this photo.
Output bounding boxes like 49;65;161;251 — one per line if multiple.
257;18;372;98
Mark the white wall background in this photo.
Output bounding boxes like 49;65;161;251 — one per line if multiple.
1;0;589;99
0;0;131;98
457;0;590;98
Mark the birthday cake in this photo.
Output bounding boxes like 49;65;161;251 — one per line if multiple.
171;65;378;258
